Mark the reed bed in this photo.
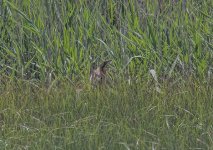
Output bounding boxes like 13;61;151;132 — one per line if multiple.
0;0;212;149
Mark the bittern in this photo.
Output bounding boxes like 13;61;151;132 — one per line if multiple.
90;60;111;85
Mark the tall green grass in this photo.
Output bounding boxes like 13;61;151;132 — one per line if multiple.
0;0;213;149
0;0;212;82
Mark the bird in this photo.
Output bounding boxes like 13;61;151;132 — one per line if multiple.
90;60;111;86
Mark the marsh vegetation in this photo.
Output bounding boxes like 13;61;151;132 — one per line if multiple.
0;0;212;149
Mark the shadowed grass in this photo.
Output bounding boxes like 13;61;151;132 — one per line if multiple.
0;79;212;149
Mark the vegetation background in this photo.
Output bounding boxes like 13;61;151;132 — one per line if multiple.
0;0;212;149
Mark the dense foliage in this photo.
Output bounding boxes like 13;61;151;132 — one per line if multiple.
0;0;212;82
0;0;212;149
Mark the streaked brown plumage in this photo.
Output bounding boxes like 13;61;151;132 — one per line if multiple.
90;60;111;85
